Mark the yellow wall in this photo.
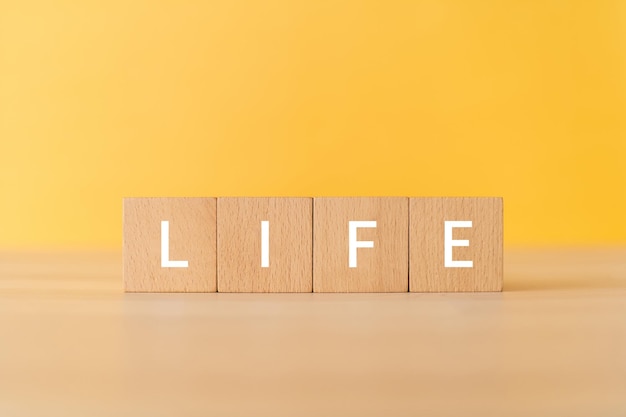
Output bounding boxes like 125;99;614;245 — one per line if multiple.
1;1;625;248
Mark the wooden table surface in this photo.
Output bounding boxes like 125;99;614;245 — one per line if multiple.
0;249;625;417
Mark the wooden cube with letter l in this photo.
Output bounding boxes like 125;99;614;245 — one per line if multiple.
123;197;217;292
409;197;503;292
313;197;408;292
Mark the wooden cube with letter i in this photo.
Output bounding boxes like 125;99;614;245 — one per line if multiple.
217;197;313;292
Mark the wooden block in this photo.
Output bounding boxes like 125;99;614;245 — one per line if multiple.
409;197;503;292
217;198;312;292
313;197;408;292
123;198;217;292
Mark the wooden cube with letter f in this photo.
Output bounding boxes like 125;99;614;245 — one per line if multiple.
313;197;409;292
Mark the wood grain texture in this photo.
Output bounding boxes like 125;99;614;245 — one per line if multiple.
123;198;216;292
217;198;312;292
409;197;502;292
1;249;626;416
313;197;408;292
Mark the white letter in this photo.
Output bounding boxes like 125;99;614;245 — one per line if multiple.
444;221;473;268
161;221;189;268
261;220;269;268
349;221;376;268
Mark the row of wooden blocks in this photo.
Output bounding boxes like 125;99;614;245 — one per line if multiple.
123;197;503;293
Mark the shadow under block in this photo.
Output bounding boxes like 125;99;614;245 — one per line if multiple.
409;197;503;292
123;198;217;292
217;198;313;292
313;197;409;293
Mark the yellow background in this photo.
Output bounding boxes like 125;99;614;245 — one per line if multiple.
1;0;625;249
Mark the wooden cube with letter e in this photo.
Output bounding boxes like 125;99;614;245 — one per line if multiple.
409;197;503;292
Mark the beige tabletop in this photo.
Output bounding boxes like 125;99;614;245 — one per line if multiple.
0;249;625;417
